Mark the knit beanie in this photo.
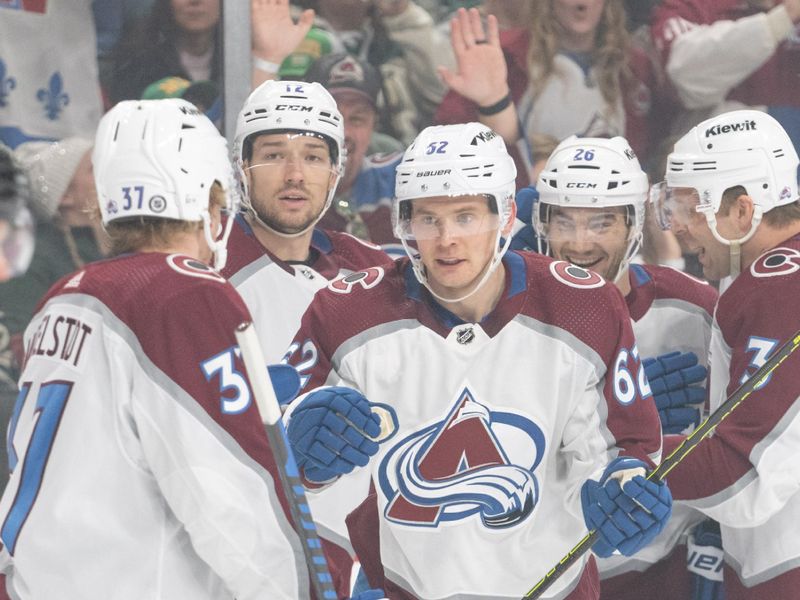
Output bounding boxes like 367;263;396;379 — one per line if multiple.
14;137;94;219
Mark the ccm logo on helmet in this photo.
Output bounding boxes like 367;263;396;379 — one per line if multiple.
705;120;756;137
416;169;451;177
566;182;597;188
275;104;313;112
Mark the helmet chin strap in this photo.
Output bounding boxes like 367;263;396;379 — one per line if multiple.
403;228;512;307
202;210;235;270
703;207;762;279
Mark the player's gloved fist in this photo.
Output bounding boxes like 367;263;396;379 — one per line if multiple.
643;351;707;434
287;386;381;483
581;457;672;558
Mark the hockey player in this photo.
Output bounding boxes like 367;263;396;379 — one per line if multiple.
281;122;672;599
0;99;354;599
223;78;394;582
224;79;392;364
534;136;718;599
651;109;800;598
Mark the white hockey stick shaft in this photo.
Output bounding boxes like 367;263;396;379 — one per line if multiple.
235;322;337;600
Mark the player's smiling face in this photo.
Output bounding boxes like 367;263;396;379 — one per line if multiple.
244;132;337;235
545;205;629;281
668;187;739;281
411;195;506;299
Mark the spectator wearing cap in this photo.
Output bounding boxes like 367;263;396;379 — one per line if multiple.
305;52;404;247
0;138;109;491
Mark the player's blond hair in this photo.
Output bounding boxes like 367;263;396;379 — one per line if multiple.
105;182;226;256
526;0;631;108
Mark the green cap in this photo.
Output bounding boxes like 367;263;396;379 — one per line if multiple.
279;27;333;79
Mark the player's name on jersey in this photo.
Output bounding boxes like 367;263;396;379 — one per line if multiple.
24;313;93;368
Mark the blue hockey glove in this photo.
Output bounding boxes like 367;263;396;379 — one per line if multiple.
643;351;707;434
287;386;382;483
347;589;386;600
581;457;672;558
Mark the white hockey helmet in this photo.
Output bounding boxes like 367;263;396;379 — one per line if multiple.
534;135;648;282
233;80;345;235
652;109;799;275
393;122;517;302
93;98;237;269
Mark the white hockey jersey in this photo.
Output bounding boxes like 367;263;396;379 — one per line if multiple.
597;263;718;599
665;235;800;598
0;253;314;599
221;215;392;364
286;252;663;599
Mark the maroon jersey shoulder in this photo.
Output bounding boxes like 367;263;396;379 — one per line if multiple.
320;229;393;271
629;263;717;320
50;253;251;352
220;216;287;278
717;239;800;345
517;252;632;362
297;260;414;353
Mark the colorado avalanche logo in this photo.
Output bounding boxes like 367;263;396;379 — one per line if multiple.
378;388;546;530
328;266;384;294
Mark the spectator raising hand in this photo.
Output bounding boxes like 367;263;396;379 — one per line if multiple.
436;8;513;131
251;0;315;87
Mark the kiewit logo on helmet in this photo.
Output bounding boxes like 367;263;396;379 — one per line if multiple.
416;169;451;177
705;120;757;137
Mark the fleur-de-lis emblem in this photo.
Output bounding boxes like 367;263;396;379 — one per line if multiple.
0;59;17;108
36;71;70;120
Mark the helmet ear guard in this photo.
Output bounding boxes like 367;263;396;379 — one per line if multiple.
534;135;648;282
93;98;237;269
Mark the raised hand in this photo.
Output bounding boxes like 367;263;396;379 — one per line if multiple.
437;7;509;107
251;0;315;68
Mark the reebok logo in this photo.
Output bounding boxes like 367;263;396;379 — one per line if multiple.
705;120;756;137
416;169;451;177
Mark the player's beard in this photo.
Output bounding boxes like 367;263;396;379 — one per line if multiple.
252;190;325;235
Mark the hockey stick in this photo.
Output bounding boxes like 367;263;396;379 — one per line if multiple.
523;328;800;600
235;322;337;600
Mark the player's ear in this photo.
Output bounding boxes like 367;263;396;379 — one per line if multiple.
733;193;756;233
